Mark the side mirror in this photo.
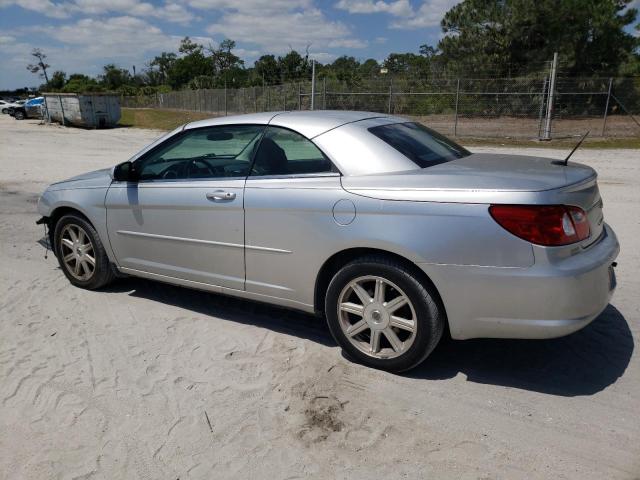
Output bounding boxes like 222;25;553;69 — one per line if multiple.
112;161;137;182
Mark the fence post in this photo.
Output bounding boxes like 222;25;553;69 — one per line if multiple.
253;86;257;113
282;85;286;111
310;60;316;110
601;77;613;137
322;77;326;110
43;95;51;123
542;52;558;140
298;83;301;110
388;78;393;114
537;77;548;138
609;91;640;129
453;78;460;136
224;82;228;116
58;95;66;126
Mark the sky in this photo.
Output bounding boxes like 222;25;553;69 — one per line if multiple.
0;0;638;90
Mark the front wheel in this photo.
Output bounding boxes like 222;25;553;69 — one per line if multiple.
325;256;444;372
14;110;25;120
53;214;115;290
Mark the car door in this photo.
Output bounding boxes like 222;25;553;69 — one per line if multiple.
244;126;344;307
106;124;265;290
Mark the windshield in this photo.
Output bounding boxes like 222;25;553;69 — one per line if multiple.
369;122;470;168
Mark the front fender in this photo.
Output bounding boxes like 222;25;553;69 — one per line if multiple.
37;187;116;263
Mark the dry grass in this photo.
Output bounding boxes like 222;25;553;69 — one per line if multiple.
460;136;640;149
119;108;214;131
120;108;640;148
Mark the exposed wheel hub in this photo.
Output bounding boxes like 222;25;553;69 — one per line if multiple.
364;304;390;330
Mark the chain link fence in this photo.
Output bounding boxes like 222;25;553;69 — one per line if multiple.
121;75;640;139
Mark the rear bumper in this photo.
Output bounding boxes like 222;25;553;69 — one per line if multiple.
419;223;619;340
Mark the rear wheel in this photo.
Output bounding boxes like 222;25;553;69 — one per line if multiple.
1;108;8;114
54;214;115;290
325;256;444;372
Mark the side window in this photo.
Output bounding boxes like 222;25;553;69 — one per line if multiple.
135;125;265;181
251;126;334;176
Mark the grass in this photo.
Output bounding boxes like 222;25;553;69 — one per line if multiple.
119;108;215;131
461;136;640;149
120;108;640;149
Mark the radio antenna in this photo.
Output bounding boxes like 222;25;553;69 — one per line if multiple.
563;131;590;165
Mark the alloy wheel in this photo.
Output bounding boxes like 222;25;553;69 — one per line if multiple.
337;275;417;359
60;224;96;281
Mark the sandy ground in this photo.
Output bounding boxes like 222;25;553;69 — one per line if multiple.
1;115;639;480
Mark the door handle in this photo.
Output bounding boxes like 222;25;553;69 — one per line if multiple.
206;190;236;201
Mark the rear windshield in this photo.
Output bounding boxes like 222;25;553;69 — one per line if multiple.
368;122;470;168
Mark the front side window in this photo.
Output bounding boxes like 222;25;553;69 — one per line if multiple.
251;126;334;176
368;122;470;168
135;124;265;181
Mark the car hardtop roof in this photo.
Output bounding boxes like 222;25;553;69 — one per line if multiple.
184;110;404;139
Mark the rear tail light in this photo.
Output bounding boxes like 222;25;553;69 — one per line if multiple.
489;204;590;246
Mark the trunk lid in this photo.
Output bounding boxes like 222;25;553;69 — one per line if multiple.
342;153;596;193
342;153;604;247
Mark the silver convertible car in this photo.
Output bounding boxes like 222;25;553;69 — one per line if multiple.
37;111;619;371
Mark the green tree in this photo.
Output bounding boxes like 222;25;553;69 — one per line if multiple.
419;44;438;59
47;70;67;90
331;56;362;86
150;52;177;83
100;64;132;90
26;48;51;83
210;39;243;73
383;53;428;75
166;37;214;89
178;36;202;55
358;58;380;79
438;0;639;76
208;39;245;86
278;50;311;82
62;74;103;93
253;54;281;85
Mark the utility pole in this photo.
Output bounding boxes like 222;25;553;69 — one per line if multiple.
453;78;460;136
310;59;316;111
322;77;326;110
601;77;613;137
537;77;548;138
542;52;558;141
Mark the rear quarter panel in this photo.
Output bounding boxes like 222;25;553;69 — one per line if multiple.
243;177;534;309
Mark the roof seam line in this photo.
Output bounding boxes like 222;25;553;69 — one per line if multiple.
310;116;388;140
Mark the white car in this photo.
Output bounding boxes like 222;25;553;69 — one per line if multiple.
1;99;23;114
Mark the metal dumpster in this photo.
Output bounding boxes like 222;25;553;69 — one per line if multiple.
43;93;121;128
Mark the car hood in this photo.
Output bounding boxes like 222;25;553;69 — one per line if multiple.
49;168;113;190
341;153;597;203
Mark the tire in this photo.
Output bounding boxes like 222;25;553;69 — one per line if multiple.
53;213;115;290
1;108;7;114
14;110;25;120
325;255;444;372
